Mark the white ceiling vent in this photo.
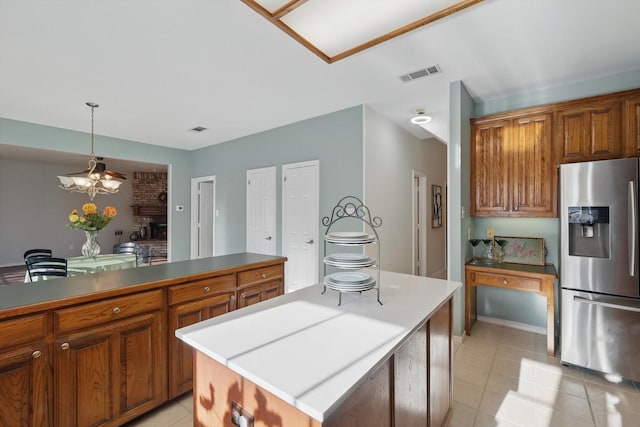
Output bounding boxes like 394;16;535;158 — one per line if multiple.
399;65;442;83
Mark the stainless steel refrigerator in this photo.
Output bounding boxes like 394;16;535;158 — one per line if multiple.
560;158;640;381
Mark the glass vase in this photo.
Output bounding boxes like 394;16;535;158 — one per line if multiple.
82;230;101;258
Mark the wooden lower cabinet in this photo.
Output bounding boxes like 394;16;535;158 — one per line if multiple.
238;280;283;308
0;256;286;426
55;307;165;426
168;291;236;398
0;313;52;427
0;343;52;427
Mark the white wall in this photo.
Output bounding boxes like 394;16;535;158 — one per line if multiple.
424;139;447;278
0;157;134;266
363;106;446;274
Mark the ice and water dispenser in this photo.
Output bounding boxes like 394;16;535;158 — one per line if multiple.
568;207;610;258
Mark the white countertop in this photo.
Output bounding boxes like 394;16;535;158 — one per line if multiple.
176;270;461;422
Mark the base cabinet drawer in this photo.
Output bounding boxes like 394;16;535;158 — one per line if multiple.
54;289;163;333
470;271;542;292
237;264;284;286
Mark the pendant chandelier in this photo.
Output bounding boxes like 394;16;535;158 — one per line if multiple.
58;102;126;200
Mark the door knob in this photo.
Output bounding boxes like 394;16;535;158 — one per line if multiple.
264;236;272;241
305;239;314;244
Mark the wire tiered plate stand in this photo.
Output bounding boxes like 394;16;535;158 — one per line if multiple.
322;196;382;306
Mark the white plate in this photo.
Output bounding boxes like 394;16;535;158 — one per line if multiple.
327;271;371;284
328;253;370;262
327;231;368;239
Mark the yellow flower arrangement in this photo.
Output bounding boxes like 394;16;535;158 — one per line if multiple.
68;203;117;231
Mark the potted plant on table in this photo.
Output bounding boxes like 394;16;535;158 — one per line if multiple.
67;203;117;258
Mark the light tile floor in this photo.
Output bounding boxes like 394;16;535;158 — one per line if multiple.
125;321;640;427
450;321;640;427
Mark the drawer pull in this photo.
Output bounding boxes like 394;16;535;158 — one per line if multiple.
261;273;267;279
230;295;236;300
32;350;42;359
113;307;121;314
61;342;70;350
204;286;210;292
503;279;509;285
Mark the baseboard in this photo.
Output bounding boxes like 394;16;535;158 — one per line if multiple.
429;267;447;279
477;315;546;335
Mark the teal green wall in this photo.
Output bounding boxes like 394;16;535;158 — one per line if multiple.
470;69;640;329
449;81;475;336
0;117;193;261
190;106;364;274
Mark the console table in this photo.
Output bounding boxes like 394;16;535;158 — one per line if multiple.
465;261;557;355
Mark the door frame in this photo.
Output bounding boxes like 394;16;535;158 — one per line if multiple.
190;175;216;259
412;171;428;276
282;160;320;292
246;166;277;255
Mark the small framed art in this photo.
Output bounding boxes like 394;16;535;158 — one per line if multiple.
495;236;545;266
432;185;442;228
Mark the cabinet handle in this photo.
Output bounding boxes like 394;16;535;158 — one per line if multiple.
261;273;267;279
503;279;509;285
113;307;121;314
503;206;507;211
204;286;210;292
61;343;70;350
32;350;42;359
241;293;246;299
230;295;236;300
514;205;519;211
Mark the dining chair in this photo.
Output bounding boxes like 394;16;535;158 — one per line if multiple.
24;249;53;263
26;256;67;282
113;242;148;267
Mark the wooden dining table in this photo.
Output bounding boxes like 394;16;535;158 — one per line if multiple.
25;253;137;282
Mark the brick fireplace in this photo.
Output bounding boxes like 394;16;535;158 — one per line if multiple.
131;171;168;261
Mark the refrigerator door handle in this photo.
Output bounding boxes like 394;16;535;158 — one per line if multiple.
629;180;637;277
575;296;640;313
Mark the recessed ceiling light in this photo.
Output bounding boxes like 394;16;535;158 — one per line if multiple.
410;109;432;125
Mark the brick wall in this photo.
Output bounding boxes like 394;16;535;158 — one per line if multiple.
132;172;168;234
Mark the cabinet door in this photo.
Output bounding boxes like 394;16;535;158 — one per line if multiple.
511;113;556;216
625;94;640;157
429;300;452;427
471;120;509;216
238;279;284;309
168;292;236;398
0;343;52;427
555;100;622;163
55;312;165;427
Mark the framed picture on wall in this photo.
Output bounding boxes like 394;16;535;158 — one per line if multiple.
432;185;442;228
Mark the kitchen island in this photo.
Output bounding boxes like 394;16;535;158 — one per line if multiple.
177;270;461;427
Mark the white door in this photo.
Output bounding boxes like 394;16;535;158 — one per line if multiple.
282;160;319;293
190;176;215;259
246;167;276;255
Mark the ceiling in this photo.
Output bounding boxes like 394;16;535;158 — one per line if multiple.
1;0;640;155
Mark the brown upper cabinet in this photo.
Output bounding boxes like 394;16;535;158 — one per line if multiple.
471;112;556;217
625;93;640;157
471;88;640;218
555;97;623;163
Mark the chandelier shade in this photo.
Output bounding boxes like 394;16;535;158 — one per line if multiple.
58;102;126;200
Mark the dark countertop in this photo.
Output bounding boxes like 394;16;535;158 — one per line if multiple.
0;253;286;317
466;258;557;277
